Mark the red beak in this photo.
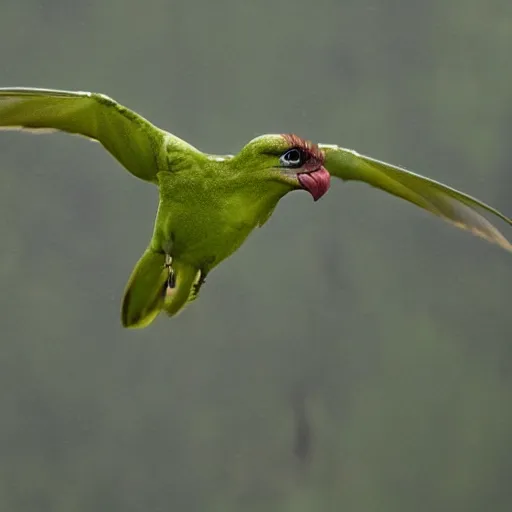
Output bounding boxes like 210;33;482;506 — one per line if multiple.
297;166;331;201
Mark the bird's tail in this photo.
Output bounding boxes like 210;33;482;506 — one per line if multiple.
121;248;200;329
121;249;168;329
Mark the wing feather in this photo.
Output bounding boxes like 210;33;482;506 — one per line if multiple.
0;87;170;182
320;144;512;252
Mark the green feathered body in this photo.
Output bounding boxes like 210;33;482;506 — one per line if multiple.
152;159;289;271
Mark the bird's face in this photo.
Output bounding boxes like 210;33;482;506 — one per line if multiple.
235;134;331;201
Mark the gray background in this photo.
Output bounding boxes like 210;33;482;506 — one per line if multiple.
1;0;512;510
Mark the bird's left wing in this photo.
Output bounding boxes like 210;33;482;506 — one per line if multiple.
319;144;512;252
0;87;172;183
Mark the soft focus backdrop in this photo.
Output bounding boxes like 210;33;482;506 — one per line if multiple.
1;1;512;511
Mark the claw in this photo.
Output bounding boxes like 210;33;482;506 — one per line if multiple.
163;254;175;296
167;269;176;289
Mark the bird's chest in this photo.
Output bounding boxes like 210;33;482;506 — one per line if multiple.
153;175;277;266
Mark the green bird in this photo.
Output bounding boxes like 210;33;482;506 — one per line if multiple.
1;87;511;329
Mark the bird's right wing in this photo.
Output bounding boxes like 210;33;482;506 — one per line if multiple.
0;87;185;183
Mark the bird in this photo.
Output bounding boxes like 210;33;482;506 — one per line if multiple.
0;87;511;329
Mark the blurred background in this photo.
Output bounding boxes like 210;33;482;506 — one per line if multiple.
1;0;512;510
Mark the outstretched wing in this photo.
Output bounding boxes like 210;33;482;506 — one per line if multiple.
0;87;171;183
319;144;512;252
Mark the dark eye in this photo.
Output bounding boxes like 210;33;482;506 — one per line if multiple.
280;148;304;168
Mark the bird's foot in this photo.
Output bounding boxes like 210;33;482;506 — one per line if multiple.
163;254;176;295
166;271;176;291
193;271;206;296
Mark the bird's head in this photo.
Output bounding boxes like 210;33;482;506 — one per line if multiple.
233;134;331;201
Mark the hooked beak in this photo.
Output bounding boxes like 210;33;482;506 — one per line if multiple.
297;166;331;201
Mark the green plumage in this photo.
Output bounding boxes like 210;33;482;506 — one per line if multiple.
1;87;510;328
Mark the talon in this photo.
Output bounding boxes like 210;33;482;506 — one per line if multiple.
163;272;175;297
164;255;174;280
193;272;206;295
162;253;176;297
167;269;176;289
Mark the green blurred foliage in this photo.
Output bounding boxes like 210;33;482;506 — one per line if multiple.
1;0;512;510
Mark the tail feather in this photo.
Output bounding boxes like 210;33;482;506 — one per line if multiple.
121;249;167;329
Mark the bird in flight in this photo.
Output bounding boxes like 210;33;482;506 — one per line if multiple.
0;87;510;329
